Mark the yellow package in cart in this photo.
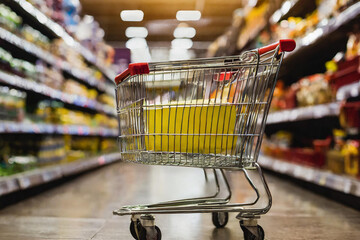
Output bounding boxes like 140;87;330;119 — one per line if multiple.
144;102;239;154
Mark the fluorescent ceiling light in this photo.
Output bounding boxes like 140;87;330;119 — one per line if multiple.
169;49;194;61
126;38;147;49
171;38;193;49
173;27;196;38
176;10;201;21
125;27;148;38
120;10;144;22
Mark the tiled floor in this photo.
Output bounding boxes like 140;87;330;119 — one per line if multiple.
0;162;359;239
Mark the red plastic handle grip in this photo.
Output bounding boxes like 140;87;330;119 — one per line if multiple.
115;62;150;84
258;39;296;55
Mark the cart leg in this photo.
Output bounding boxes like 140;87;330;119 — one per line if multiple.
203;168;208;181
237;163;272;213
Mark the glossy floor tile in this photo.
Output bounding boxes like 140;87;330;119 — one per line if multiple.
0;162;359;239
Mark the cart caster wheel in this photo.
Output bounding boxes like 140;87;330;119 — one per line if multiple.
138;222;161;240
130;220;140;239
212;212;229;228
240;221;264;240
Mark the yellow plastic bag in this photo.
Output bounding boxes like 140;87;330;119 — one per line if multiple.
145;102;238;154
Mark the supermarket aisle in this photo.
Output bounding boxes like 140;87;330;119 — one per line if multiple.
0;162;359;240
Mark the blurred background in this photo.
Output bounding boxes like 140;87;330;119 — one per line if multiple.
0;0;359;239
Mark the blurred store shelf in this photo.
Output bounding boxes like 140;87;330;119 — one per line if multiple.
0;26;114;96
259;154;360;197
0;152;121;196
336;81;360;101
271;0;317;24
279;2;360;80
0;70;116;116
293;2;360;53
0;121;117;136
7;0;116;81
266;102;340;124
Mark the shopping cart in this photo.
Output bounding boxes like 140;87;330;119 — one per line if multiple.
114;39;296;240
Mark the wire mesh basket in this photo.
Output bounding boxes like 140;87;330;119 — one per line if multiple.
116;41;294;169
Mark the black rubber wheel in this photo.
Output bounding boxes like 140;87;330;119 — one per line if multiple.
240;222;265;240
154;226;162;240
137;222;161;240
130;220;139;239
212;212;229;228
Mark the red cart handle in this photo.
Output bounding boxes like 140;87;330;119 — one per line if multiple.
258;39;296;55
115;62;150;84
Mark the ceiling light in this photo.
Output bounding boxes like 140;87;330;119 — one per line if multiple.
126;38;147;49
173;27;196;38
125;27;148;38
169;49;194;61
176;10;201;21
120;10;144;22
171;39;193;49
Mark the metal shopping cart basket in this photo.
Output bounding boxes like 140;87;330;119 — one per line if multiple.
113;39;296;240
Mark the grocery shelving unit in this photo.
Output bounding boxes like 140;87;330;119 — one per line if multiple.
267;2;360;199
0;26;114;96
3;0;116;82
0;70;116;116
209;0;360;201
266;102;340;124
0;120;117;136
271;0;317;23
279;1;360;82
0;152;121;196
258;154;360;197
0;0;120;193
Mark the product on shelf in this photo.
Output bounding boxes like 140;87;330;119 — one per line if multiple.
340;101;360;129
326;129;346;173
262;131;328;168
37;136;67;164
36;60;65;89
0;86;26;121
270;73;333;111
271;81;296;111
0;4;22;31
0;47;37;79
98;93;115;108
0;135;65;175
328;33;360;91
63;79;96;99
341;140;360;176
296;74;333;107
0;134;117;175
346;31;360;59
100;138;117;152
51;38;87;69
35;100;117;128
22;25;51;50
